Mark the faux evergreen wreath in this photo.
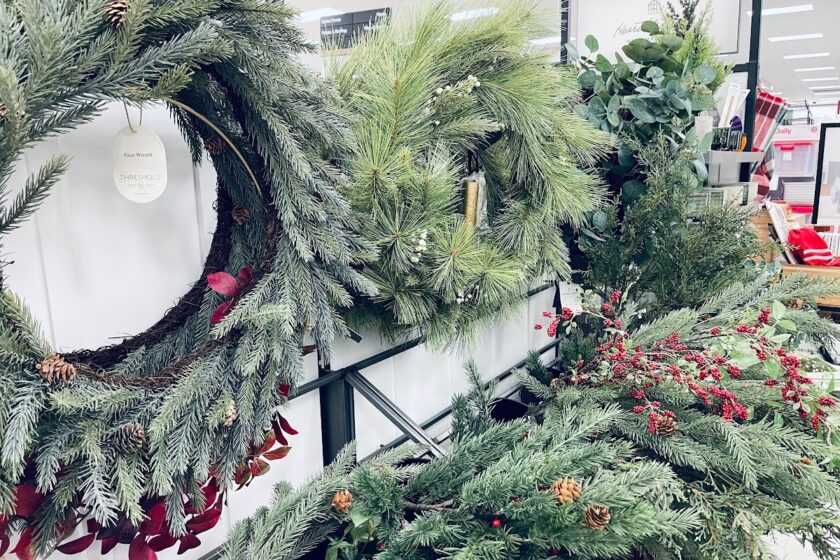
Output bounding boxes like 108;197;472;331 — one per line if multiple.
0;0;372;557
332;1;612;346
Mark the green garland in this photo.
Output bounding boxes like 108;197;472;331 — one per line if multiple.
0;0;372;554
332;1;612;346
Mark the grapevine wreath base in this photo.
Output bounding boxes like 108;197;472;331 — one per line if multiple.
0;0;374;557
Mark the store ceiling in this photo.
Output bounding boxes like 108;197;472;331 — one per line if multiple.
759;0;840;107
286;0;835;108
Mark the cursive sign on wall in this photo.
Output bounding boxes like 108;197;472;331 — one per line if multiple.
574;0;742;61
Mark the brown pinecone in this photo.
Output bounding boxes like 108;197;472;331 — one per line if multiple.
36;354;77;384
799;456;816;466
231;206;252;225
655;415;677;437
785;298;806;310
205;135;226;156
0;104;26;123
551;478;582;504
331;490;353;513
105;0;130;27
113;423;145;453
549;378;565;390
223;398;238;427
582;505;611;530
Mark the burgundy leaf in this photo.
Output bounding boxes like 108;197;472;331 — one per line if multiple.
210;301;234;325
142;501;166;536
185;508;222;534
148;534;178;552
237;267;253;287
207;272;240;297
259;431;277;454
202;479;219;510
101;534;119;555
97;524;120;540
87;519;102;534
13;485;42;518
0;533;9;556
277;415;299;436
279;383;291;397
263;446;292;461
118;521;139;544
234;464;252;487
128;536;157;560
251;458;270;478
271;420;289;446
177;534;201;555
12;527;35;560
57;533;96;554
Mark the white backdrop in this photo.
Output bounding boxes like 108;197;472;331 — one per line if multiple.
5;102;565;559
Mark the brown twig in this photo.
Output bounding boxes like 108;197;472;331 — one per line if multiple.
404;499;455;512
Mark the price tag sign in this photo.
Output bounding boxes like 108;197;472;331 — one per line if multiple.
113;126;168;203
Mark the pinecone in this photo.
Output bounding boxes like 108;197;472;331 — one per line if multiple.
36;354;77;384
549;378;565;390
550;478;582;504
231;207;252;225
223;398;238;427
582;505;611;531
0;105;25;123
112;423;145;453
799;456;816;466
655;415;677;437
105;0;130;27
205;135;226;156
331;490;353;513
785;298;806;310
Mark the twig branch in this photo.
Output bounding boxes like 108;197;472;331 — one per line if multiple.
404;499;455;512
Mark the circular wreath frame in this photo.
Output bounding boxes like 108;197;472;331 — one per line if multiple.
0;1;372;556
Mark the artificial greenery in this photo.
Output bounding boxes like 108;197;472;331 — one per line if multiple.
580;135;763;314
525;273;840;559
331;1;611;346
569;10;762;315
223;364;699;560
663;0;729;92
0;0;374;555
570;16;716;191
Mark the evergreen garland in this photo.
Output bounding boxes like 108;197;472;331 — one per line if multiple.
0;0;373;555
222;365;699;560
526;274;840;559
331;1;612;346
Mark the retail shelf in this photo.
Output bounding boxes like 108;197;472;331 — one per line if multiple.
704;150;766;165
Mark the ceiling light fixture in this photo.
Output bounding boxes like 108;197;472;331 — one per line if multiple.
769;33;823;43
814;91;840;96
748;4;814;16
296;8;344;23
803;77;839;82
795;66;836;72
450;7;500;21
784;52;831;60
810;85;840;90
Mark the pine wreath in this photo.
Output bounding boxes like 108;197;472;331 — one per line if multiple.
0;0;371;556
331;1;612;346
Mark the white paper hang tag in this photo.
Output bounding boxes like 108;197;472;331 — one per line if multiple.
113;126;168;204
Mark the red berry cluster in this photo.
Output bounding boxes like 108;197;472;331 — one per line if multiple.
536;298;835;433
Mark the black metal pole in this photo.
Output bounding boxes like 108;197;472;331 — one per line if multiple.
560;0;571;63
317;356;355;466
741;0;762;182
